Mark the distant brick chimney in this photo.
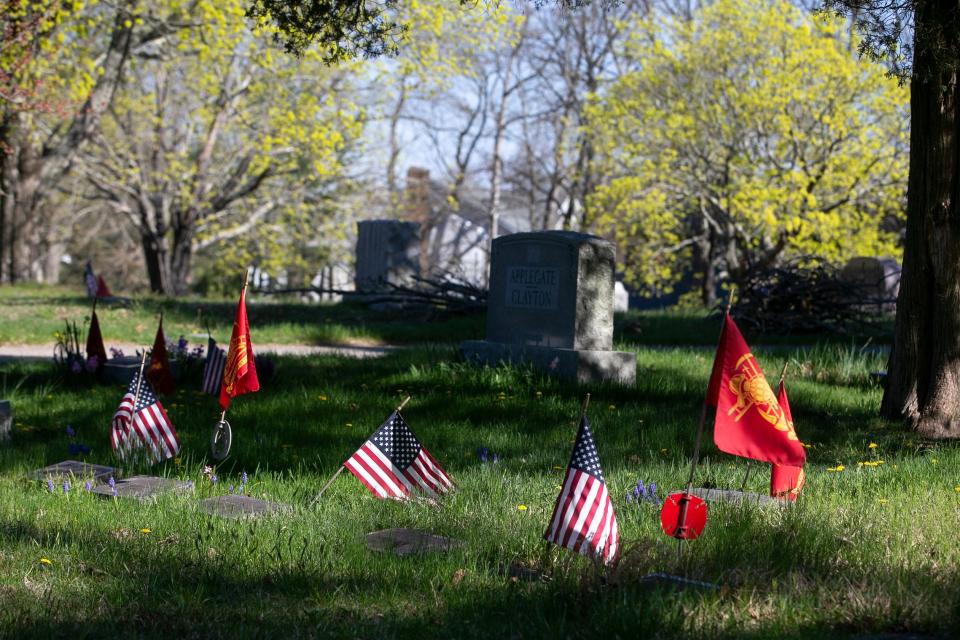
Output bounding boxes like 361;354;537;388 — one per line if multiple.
405;167;430;222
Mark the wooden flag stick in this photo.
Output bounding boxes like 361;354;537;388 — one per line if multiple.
580;393;591;418
396;396;411;412
133;350;148;407
725;285;736;315
311;466;345;506
779;361;789;384
739;461;753;493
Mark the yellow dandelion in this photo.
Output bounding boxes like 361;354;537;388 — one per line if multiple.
868;442;878;449
516;505;528;512
535;391;543;397
39;558;51;565
140;528;151;534
318;395;327;401
660;448;668;453
932;458;939;464
954;485;960;493
345;423;353;428
878;499;887;505
174;457;182;466
552;465;564;470
827;465;845;472
607;404;616;411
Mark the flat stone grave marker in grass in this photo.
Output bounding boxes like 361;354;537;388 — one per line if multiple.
688;487;782;507
365;528;464;557
200;495;291;519
0;400;10;443
91;475;191;501
27;460;117;483
461;231;636;385
639;572;719;592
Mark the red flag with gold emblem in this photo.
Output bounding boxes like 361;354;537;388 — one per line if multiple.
219;287;259;410
770;380;805;500
706;314;805;466
147;316;175;395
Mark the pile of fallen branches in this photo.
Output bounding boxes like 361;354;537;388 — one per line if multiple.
256;274;487;315
728;263;894;335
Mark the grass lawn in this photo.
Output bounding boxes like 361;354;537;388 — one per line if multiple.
1;330;956;638
0;284;892;350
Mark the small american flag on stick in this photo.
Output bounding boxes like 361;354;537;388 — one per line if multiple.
110;368;179;464
344;409;452;499
544;406;619;565
202;336;226;395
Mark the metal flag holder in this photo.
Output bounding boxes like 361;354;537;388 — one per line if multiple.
210;411;232;461
209;271;248;461
309;396;411;506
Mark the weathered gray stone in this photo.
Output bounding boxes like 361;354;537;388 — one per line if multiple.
200;495;291;519
365;528;464;557
688;487;783;507
460;340;636;385
27;460;117;483
0;400;10;443
840;256;901;312
639;572;719;592
354;220;421;291
461;231;636;384
91;475;191;501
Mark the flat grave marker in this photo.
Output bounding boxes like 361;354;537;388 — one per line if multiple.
688;487;783;507
200;495;292;519
91;475;191;501
365;528;464;557
27;460;117;483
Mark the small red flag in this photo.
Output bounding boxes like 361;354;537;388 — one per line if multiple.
95;275;111;298
85;310;108;367
219;287;259;410
770;381;805;501
706;314;805;466
147;317;175;395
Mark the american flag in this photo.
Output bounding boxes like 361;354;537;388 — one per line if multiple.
202;336;226;395
544;415;619;564
344;410;453;499
84;262;97;298
110;370;179;463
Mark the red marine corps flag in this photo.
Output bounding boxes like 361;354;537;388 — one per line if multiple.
706;314;805;467
219;281;259;410
147;315;175;395
770;379;805;501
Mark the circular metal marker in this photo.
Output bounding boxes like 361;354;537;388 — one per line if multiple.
659;492;708;540
210;419;232;461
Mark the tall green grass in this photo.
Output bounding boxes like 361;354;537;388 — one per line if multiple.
0;344;955;639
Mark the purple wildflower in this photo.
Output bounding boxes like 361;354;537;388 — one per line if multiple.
84;481;92;491
241;471;248;484
491;452;499;463
46;479;54;493
70;360;82;374
210;475;217;485
62;481;69;494
65;425;75;437
85;355;99;372
228;485;234;493
177;336;188;354
476;447;488;462
107;476;115;488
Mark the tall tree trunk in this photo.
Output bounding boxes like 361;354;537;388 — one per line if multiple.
142;232;169;294
169;223;192;295
881;0;960;438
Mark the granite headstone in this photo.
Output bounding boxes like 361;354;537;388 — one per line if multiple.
461;231;636;384
354;220;421;291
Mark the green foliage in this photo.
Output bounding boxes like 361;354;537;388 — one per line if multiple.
587;0;908;296
245;0;405;60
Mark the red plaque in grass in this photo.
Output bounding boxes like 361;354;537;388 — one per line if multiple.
660;492;707;540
